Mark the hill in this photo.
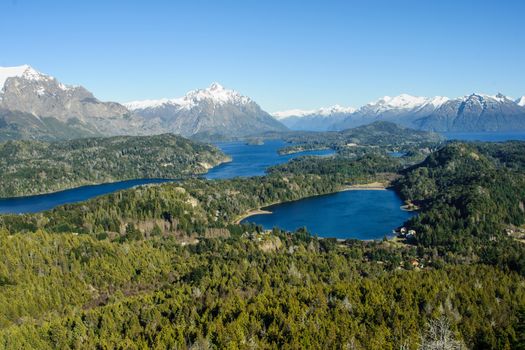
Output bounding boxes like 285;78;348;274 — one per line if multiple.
0;134;228;197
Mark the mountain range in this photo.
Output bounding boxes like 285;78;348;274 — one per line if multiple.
1;64;524;141
276;93;525;132
0;66;286;141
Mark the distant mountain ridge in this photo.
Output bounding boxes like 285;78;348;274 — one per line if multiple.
1;64;524;140
273;105;356;131
277;93;525;132
125;83;287;139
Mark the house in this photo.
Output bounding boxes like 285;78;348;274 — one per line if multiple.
410;259;419;268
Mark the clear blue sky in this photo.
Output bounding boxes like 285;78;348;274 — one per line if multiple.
1;0;524;111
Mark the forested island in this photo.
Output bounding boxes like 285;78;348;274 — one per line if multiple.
0;134;524;348
0;134;229;197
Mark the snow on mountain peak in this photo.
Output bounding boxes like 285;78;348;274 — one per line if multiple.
125;83;252;111
124;98;174;110
208;82;224;91
361;94;450;114
0;65;47;89
185;82;250;105
273;105;356;119
0;64;75;93
427;96;450;107
272;109;316;119
318;105;356;115
370;94;429;109
459;93;516;105
517;96;525;107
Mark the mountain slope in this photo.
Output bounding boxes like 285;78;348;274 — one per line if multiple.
280;93;525;132
0;65;160;140
126;83;287;139
330;93;525;132
414;94;525;132
0;108;101;141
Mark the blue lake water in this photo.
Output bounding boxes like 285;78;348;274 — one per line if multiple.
0;179;174;214
0;140;333;214
205;139;334;179
0;139;413;240
2;133;522;236
241;189;414;240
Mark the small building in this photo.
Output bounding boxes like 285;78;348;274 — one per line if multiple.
410;259;419;268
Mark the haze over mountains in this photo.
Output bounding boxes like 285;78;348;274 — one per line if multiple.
1;65;524;141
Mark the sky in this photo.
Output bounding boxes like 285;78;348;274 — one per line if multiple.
1;0;524;112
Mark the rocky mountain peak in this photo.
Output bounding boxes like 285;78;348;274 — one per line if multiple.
0;65;50;90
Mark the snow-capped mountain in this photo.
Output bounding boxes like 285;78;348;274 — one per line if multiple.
1;64;523;139
358;94;448;115
0;65;155;140
273;105;356;131
331;93;525;132
413;93;525;132
273;105;356;120
126;83;287;138
0;65;56;91
333;94;451;130
280;93;525;132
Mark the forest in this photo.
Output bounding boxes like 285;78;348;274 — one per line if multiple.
0;134;228;197
0;229;523;349
0;140;524;349
394;142;525;276
275;121;443;156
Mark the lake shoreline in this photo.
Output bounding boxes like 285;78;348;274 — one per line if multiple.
340;182;387;191
236;181;390;224
0;155;232;200
234;209;272;224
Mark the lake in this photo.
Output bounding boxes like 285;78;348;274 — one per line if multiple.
205;139;334;179
0;179;174;214
241;189;414;240
4;133;521;226
0;140;333;214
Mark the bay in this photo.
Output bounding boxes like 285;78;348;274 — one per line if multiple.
241;189;414;240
